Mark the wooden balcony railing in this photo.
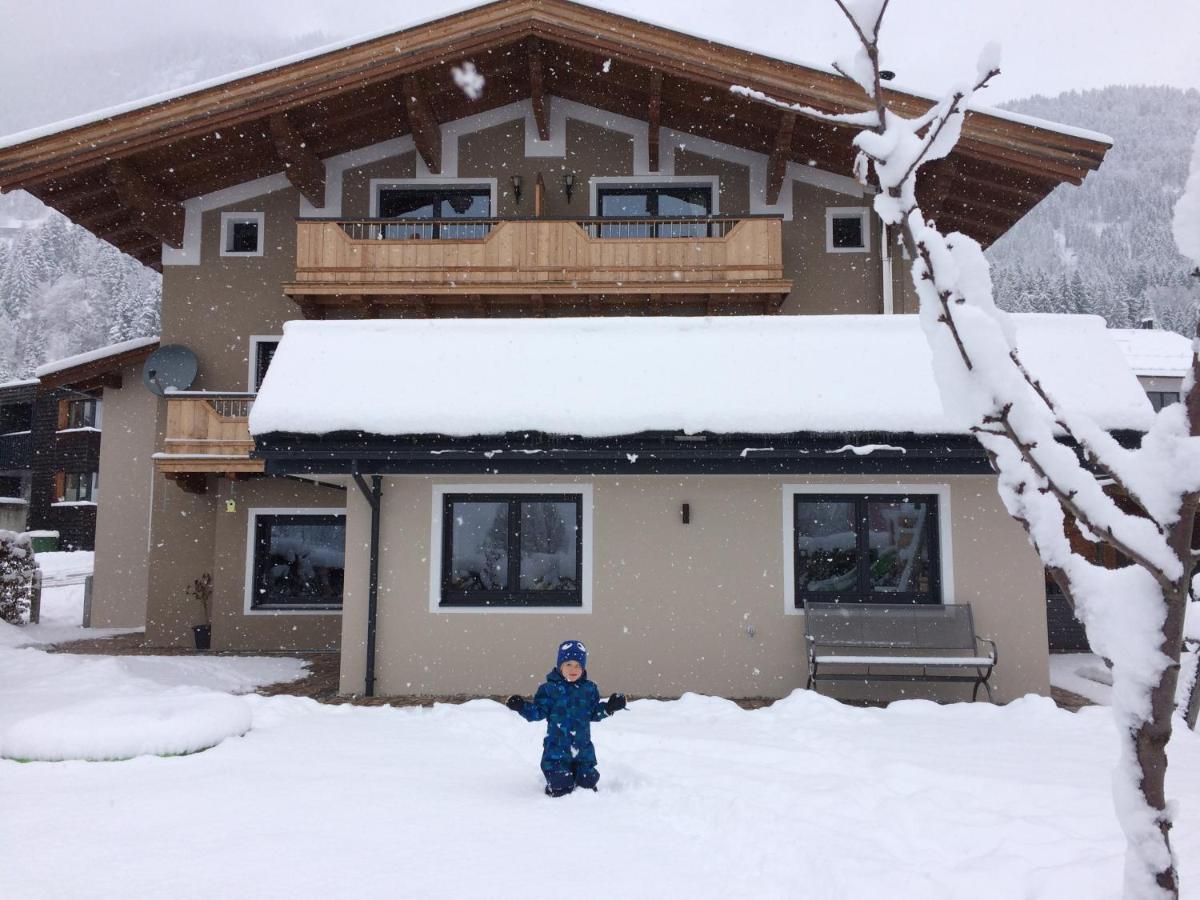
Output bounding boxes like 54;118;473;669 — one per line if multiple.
155;392;263;476
283;216;791;314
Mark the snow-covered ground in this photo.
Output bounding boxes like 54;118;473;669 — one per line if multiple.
1;642;1199;898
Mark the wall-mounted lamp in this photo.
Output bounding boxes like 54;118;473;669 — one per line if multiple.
562;172;576;203
510;174;523;205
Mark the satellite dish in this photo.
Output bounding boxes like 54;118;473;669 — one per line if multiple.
142;344;199;396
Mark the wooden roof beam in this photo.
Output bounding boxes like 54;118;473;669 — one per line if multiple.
268;112;325;208
647;70;663;172
106;160;185;249
403;74;442;174
529;38;550;141
765;111;796;205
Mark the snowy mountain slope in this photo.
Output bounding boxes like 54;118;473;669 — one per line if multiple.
987;85;1200;335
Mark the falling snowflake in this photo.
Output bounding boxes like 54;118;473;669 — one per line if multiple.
452;62;485;100
601;58;612;73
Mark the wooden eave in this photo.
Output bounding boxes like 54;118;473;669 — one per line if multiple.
36;341;159;391
0;0;1110;268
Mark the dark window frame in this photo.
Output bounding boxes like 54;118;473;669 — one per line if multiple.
59;471;97;503
792;493;941;607
253;340;279;391
596;185;715;237
440;492;584;608
63;398;99;430
1147;390;1181;412
376;186;492;239
250;512;346;611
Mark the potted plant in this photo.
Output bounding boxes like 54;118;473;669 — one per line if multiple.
186;573;213;650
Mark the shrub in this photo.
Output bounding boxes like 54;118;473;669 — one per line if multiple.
0;530;39;625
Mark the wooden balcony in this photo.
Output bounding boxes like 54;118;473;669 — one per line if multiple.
282;216;791;316
155;393;263;480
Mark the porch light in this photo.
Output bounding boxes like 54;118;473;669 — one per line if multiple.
511;174;523;205
562;172;576;202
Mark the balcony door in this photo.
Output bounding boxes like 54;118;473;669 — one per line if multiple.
376;186;491;239
596;185;713;237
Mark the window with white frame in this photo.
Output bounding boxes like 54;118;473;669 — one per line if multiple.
439;492;584;608
825;207;870;252
220;212;265;256
249;512;345;610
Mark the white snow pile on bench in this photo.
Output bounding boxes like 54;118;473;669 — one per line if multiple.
251;314;1151;438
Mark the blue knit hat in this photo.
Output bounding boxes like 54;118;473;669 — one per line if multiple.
556;639;587;669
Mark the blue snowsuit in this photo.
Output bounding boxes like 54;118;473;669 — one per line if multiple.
516;668;611;792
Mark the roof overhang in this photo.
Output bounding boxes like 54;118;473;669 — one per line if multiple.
36;339;159;391
0;0;1110;269
254;430;995;476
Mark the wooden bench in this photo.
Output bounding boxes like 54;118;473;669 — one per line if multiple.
804;601;998;702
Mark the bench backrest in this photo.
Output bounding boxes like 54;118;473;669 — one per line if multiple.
803;602;977;650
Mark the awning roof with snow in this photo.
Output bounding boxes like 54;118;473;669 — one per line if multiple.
250;314;1152;446
0;0;1109;269
1109;328;1195;379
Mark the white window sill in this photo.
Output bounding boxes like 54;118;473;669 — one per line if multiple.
51;501;97;507
56;426;101;434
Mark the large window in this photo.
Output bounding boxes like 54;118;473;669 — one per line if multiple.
440;493;583;607
56;471;98;504
376;186;491;239
596;185;714;237
250;513;346;610
1147;390;1181;412
60;398;99;430
793;494;940;605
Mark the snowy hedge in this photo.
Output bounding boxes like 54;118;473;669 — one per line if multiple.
0;530;38;625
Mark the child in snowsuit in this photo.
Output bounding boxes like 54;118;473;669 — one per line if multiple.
506;639;626;797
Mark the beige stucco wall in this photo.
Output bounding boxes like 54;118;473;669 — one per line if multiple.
339;474;1047;703
89;359;158;627
145;476;343;650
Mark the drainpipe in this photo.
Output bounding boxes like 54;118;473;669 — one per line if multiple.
352;473;382;697
881;222;895;315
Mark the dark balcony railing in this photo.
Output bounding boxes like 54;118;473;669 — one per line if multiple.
337;216;747;242
0;431;32;471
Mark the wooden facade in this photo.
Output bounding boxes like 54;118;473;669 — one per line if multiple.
284;217;790;314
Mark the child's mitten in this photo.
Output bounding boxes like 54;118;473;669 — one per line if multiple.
505;695;525;712
604;693;627;714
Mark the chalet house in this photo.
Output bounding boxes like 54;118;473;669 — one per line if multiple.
0;0;1140;700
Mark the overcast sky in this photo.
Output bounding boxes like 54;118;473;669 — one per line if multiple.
1;0;1198;137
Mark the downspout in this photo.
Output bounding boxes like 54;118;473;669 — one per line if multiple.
881;222;895;315
352;473;382;697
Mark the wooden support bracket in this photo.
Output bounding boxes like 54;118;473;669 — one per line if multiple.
765;111;796;206
403;75;442;174
529;39;550;142
268;112;325;208
648;70;663;173
106;160;185;248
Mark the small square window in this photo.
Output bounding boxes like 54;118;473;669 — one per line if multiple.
826;208;870;253
220;212;265;257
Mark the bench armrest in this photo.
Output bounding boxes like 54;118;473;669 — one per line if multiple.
974;635;998;667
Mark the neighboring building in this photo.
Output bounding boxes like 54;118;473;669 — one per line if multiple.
0;379;36;533
0;0;1125;700
28;339;158;569
1110;326;1194;411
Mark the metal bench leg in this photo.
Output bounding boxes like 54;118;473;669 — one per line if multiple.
972;670;994;703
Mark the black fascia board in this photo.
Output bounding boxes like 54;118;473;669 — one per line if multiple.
254;430;995;476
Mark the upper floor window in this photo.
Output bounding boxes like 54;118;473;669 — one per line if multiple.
0;401;32;434
59;398;100;431
251;338;280;391
793;494;940;606
220;211;265;257
826;207;870;253
1147;390;1181;412
374;185;491;239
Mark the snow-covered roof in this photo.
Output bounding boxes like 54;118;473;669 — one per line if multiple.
1109;328;1194;379
0;2;1110;152
34;336;160;379
249;315;1152;439
0;378;39;390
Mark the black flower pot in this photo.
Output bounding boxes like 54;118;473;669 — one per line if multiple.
193;624;212;651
